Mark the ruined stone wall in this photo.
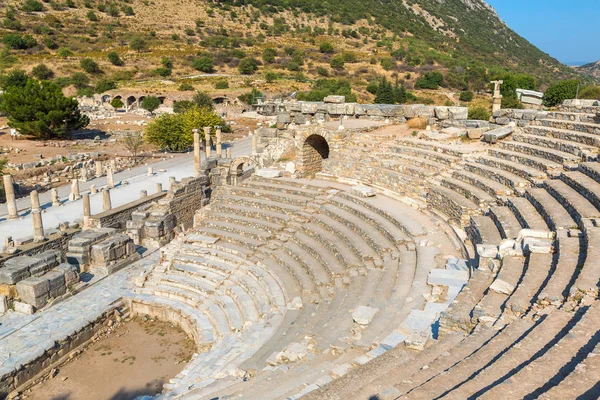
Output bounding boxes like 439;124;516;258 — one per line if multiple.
165;176;210;229
89;192;167;229
491;109;549;127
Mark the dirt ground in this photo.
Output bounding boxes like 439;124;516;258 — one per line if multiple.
23;318;196;400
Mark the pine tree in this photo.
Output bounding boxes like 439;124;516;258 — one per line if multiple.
374;77;395;104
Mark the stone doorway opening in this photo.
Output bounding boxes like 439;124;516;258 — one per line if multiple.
300;134;329;177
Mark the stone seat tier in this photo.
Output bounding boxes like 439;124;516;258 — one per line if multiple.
196;227;264;248
543;112;598;123
388;145;460;166
379;152;450;172
280;238;332;287
571;223;600;298
475;256;525;323
266;249;318;294
545;179;600;224
208;203;291;224
310;212;380;261
527;124;600;148
504;252;553;316
579;161;600;184
199;219;274;242
289;228;346;276
319;204;398;253
251;175;329;191
489;206;523;240
513;132;599;159
301;221;363;268
538;230;582;305
477;153;547;184
542;342;600;399
488;148;562;173
395;138;474;158
468;215;503;245
378;158;438;179
243;178;324;198
440;175;497;206
426;185;480;224
399;308;576;398
561;170;600;212
329;196;412;244
526;188;577;230
204;211;284;234
507;197;549;231
218;186;313;207
467;303;600;399
500;141;582;165
452;169;514;197
463;161;530;190
538;117;600;134
210;194;302;215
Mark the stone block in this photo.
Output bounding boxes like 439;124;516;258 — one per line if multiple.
323;95;345;103
448;107;468;120
255;168;282;178
483;126;514;143
45;270;66;291
516;229;554;241
352;305;379;325
522;238;553;254
441;127;467;137
490;278;515;295
467;128;485;139
0;295;7;314
344;103;357;115
300;102;319;114
293;113;307;125
351;185;376;198
91;234;133;264
434;107;449;120
16;276;49;299
54;263;79;287
495;117;511;125
277;112;291;125
327;103;346;115
14;301;34;314
0;264;31;285
476;244;498;258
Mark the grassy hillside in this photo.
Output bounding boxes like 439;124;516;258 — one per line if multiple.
0;0;579;101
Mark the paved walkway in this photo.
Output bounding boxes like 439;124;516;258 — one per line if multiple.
0;137;251;245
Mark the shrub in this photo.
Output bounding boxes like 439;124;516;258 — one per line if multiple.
238;88;263;104
87;11;98;21
110;98;123;108
407;117;428;130
262;48;277;63
173;100;195;114
178;83;194;91
69;72;90;89
107;51;124;66
94;78;116;93
578;85;600;100
3;34;37;50
330;55;345;70
123;6;135;16
319;42;334;53
415;72;444;89
130;37;147;52
316;66;329;77
459;90;474;102
141;96;161;114
154;67;172;77
0;77;89;139
0;70;29;90
380;57;396;71
238;57;258;75
107;4;119;17
80;58;101;74
468;106;491;120
22;0;44;12
31;64;54;80
192;91;214;109
57;47;73;58
215;80;229;89
192;56;214;73
296;79;357;102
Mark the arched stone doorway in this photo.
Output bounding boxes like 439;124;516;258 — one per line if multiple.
126;95;137;109
299;134;329;177
229;156;256;186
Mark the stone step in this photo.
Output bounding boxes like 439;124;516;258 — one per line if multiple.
249;175;326;192
206;212;284;234
543;341;600;399
537;117;600;134
255;256;302;300
478;256;526;321
476;154;547;185
489;206;523;240
452;169;514;197
488;148;562;174
291;229;346;276
561;171;600;213
211;194;302;215
395;138;474;158
507;197;549;231
388;145;459;166
579;162;600;184
500;140;582;165
526;188;577;230
468;215;503;245
196;227;263;248
538;230;582;305
302;221;363;268
426;185;480;225
379;152;450;172
513;132;598;158
571;223;600;299
544;112;599;124
505;252;553;316
440;175;497;206
219;185;313;207
403;309;574;398
526;124;600;148
270;249;318;294
465;304;600;398
209;203;291;225
545;179;600;223
463;161;530;190
244;178;323;198
171;260;228;284
201;219;274;241
378;157;438;179
282;238;332;287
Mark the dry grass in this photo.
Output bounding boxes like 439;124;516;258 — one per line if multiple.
407;117;429;130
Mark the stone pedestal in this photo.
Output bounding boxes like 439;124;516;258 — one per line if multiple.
32;209;44;242
156;183;163;193
102;189;112;211
82;193;91;228
204;127;211;158
226;148;232;158
95;161;103;177
106;168;114;188
3;175;17;220
70;179;81;201
169;177;176;190
147;166;153;176
90;185;97;195
51;188;60;206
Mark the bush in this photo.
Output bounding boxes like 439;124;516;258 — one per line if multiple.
192;56;214;73
110;98;123;108
578;86;600;100
69;72;90;89
330;55;345;70
192;91;214;109
144;105;225;151
296;79;357;102
415;72;444;89
22;0;44;12
86;11;98;21
380;57;396;71
459;90;474;102
123;6;135;16
238;57;259;75
130;37;147;52
173;100;195;114
3;34;37;50
141;96;161;114
80;58;101;74
316;66;329;77
0;70;29;90
31;64;54;80
57;47;73;58
319;42;334;53
262;48;277;63
0;77;89;139
107;51;123;66
94;78;116;93
154;67;172;77
178;83;194;91
238;88;263;104
215;79;229;89
468;106;490;121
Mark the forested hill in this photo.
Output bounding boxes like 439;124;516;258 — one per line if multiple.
0;0;577;96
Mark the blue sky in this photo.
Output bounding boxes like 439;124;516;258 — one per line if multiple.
486;0;599;65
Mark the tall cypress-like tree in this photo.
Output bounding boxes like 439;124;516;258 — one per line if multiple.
0;78;89;139
374;77;395;104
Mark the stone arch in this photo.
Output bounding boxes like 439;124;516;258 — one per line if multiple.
137;96;146;108
298;133;329;177
229;156;256;185
126;95;137;108
157;96;167;105
101;94;111;103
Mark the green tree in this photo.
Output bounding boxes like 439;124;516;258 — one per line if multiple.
238;57;259;75
141;96;161;114
95;78;116;93
107;51;124;66
579;86;600;100
69;72;90;89
468;106;490;120
543;79;580;107
319;42;334;53
262;48;277;63
173;100;195;113
238;88;263;104
459;90;474;102
0;78;89;139
110;98;123;108
375;78;394;104
192;56;214;73
192;91;214;109
3;34;37;50
415;72;444;89
31;64;54;80
130;37;147;52
145;105;225;151
0;69;29;89
80;58;101;74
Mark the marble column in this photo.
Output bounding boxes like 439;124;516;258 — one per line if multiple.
102;188;112;211
204;127;211;158
193;128;201;177
156;183;163;193
82;193;91;228
71;179;81;201
106;168;114;188
3;175;17;220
